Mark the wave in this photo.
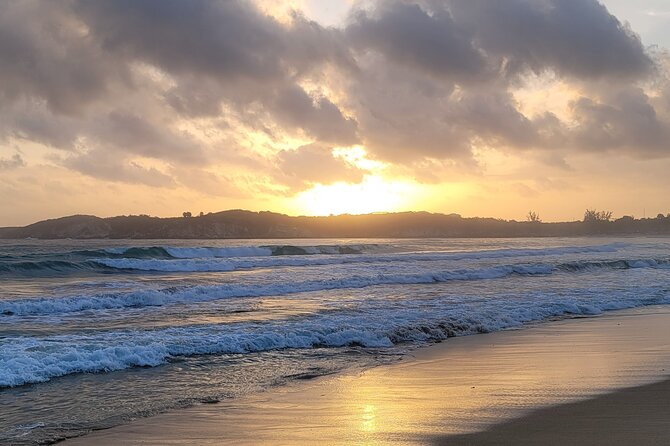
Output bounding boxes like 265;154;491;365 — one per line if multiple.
2;286;667;388
93;258;237;272
0;260;115;275
102;244;372;259
99;242;622;261
0;243;625;276
0;244;370;268
91;244;628;272
99;246;175;258
3;257;667;317
0;264;553;316
557;258;670;272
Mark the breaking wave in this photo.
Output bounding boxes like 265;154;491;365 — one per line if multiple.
2;257;668;317
104;244;372;259
0;243;626;276
2;285;667;388
0;260;115;275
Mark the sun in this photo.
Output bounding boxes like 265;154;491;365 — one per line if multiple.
293;176;416;216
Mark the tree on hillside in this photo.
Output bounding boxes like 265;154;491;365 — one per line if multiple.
526;211;541;223
583;209;612;222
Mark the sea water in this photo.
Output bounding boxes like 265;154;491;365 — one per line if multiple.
1;237;669;444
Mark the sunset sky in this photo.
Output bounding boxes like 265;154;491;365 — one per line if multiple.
1;0;670;225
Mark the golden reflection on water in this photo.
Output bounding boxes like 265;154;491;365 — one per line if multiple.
312;311;670;444
361;404;377;433
64;308;670;446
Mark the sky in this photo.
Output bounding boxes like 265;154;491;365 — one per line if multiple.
1;0;670;225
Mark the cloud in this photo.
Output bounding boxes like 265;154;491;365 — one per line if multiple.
95;112;207;164
569;86;670;154
0;1;128;114
4;105;82;150
347;1;487;81
445;0;653;80
63;149;176;188
75;0;287;82
0;0;668;194
74;0;355;122
340;0;660;168
269;84;359;145
172;168;251;198
0;154;25;170
276;143;366;189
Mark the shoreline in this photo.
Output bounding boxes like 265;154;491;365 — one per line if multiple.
65;305;670;445
435;378;670;445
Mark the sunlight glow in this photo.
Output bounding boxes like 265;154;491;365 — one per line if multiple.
361;404;377;433
511;73;578;121
332;146;387;172
294;176;416;215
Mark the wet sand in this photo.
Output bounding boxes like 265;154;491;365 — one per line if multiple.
66;306;670;445
435;378;670;445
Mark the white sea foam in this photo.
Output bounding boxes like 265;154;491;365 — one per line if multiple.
92;244;627;272
2;286;667;388
102;244;373;259
0;264;555;316
100;243;622;260
6;253;670;317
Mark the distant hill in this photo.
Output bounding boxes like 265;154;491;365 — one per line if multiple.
1;210;669;239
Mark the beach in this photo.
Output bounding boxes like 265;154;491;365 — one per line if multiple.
439;379;670;445
65;305;670;445
6;0;670;443
3;237;670;444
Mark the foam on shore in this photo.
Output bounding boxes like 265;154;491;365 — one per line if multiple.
2;287;668;387
61;306;670;446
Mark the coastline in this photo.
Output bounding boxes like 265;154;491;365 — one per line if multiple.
4;210;670;239
65;305;670;445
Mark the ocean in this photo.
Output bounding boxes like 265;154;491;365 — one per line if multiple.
1;237;670;444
